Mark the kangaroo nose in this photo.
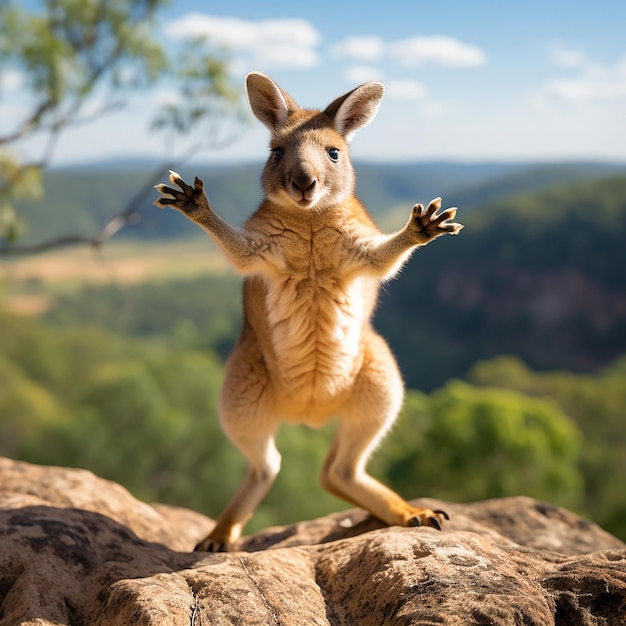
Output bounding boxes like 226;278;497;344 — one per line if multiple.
291;172;317;195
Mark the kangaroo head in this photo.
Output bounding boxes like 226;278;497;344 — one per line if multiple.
246;72;384;212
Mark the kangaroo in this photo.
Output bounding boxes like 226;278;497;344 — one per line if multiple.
154;72;463;552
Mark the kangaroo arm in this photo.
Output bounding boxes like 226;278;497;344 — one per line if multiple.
191;208;264;275
155;173;265;274
358;228;423;279
357;198;463;279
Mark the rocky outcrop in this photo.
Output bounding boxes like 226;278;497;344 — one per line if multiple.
1;457;625;625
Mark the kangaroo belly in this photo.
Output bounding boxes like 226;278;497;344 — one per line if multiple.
261;274;372;416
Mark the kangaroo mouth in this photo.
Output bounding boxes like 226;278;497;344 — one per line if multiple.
296;195;315;208
287;188;319;209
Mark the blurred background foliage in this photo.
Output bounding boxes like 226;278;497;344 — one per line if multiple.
1;0;626;542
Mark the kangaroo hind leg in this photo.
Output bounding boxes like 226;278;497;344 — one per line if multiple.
195;421;281;553
320;331;448;530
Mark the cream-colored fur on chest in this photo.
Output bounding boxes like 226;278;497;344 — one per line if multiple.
252;211;377;412
262;269;367;396
239;198;386;417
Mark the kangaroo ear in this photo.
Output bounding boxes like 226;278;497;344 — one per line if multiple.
246;72;299;132
324;82;384;142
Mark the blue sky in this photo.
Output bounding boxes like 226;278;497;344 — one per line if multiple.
4;0;626;164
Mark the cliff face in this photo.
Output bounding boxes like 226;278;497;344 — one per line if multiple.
437;265;626;370
1;457;625;626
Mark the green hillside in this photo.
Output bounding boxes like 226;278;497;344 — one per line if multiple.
443;162;626;212
376;173;626;389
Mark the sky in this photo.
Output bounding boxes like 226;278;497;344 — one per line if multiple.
3;0;626;165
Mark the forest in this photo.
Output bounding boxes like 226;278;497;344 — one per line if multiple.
2;161;626;540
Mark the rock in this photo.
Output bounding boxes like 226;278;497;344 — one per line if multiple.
1;457;625;625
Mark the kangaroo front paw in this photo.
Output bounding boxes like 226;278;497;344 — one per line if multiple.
153;170;209;219
406;507;450;531
410;197;463;242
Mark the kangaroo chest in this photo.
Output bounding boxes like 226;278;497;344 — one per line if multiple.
255;220;375;412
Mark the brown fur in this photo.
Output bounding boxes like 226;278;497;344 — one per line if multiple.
155;72;463;551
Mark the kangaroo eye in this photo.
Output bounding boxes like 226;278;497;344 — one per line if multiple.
272;147;284;162
327;148;339;162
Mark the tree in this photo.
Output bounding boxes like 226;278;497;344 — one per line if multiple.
0;0;245;254
0;355;60;458
468;355;626;539
375;381;584;511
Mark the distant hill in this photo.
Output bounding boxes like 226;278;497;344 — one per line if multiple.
442;162;626;212
11;160;626;245
376;172;626;390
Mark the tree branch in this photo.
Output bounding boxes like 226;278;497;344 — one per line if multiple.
0;101;55;146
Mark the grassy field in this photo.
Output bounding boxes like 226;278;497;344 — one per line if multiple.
0;239;229;315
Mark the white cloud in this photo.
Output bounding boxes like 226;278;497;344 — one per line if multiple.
420;101;444;118
388;35;486;68
542;53;626;103
344;65;384;84
253;44;318;70
386;79;428;100
549;44;586;69
342;70;427;101
546;77;626;102
331;34;486;69
331;36;385;62
163;14;321;70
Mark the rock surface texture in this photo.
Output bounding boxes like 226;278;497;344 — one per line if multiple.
1;457;625;625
